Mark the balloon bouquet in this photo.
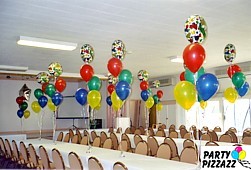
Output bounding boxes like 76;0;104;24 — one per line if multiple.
152;80;164;127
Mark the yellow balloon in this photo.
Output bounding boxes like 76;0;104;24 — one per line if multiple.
156;102;163;111
112;104;119;111
224;87;238;103
87;90;101;109
145;96;154;109
48;99;56;111
174;81;196;110
239;150;246;160
95;103;101;110
24;110;30;119
111;91;123;109
200;100;207;109
31;101;41;114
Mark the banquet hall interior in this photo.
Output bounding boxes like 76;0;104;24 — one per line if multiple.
0;0;251;169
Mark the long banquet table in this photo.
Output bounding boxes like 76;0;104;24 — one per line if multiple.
18;138;197;170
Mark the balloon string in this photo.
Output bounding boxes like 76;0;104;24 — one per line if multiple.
53;107;57;143
21;118;23;133
39;110;44;140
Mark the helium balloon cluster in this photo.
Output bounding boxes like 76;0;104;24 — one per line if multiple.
223;44;249;103
175;15;219;110
106;40;132;111
16;84;31;119
77;44;102;110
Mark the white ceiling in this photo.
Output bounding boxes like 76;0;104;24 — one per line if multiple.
0;0;251;79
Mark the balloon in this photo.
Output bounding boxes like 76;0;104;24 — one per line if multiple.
196;73;219;101
236;82;249;97
48;62;63;77
119;69;133;84
42;83;49;93
106;96;112;106
140;81;149;91
111;91;123;109
48;99;56;111
115;81;131;101
174;81;196;110
87;90;101;109
87;76;101;91
235;146;242;153
153;95;159;104
147;88;153;96
157;90;163;99
137;70;149;81
16;96;26;105
95;103;101;110
231;150;239;160
34;88;44;100
200;100;207;109
224;87;238;103
55;78;66;92
224;44;236;63
36;72;50;84
24;110;30;119
80;44;94;64
183;43;206;73
108;74;117;85
112;104;120;112
111;40;126;60
152;80;160;88
45;84;56;97
184;14;207;44
145;96;154;109
31;101;41;113
156;103;163;111
80;64;94;82
232;72;246;89
75;88;88;106
38;96;48;108
185;68;195;84
17;109;24;118
227;64;241;78
197;67;205;78
52;92;63;106
239;150;246;160
19;102;28;111
180;71;185;81
107;84;115;94
141;90;150;101
107;58;123;77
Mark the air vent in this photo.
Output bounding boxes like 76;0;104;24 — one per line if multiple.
149;77;174;87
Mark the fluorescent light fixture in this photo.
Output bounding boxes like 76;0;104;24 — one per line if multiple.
168;56;183;63
0;65;28;71
17;36;77;51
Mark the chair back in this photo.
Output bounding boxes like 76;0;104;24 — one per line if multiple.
148;127;155;136
69;129;74;141
134;129;141;135
183;132;191;139
121;133;131;150
0;137;6;155
134;134;143;147
118;140;129;152
116;127;122;133
63;133;70;142
12;140;20;161
161;124;167;129
139;126;145;135
202;126;209;131
169;124;176;129
169;131;178;138
91;131;98;141
243;131;251;138
103;138;113;149
71;134;79;144
20;141;29;164
4;139;12;158
225;130;238;143
92;136;101;147
228;127;237;133
108;127;114;133
134;140;149;155
179;125;186;130
219;134;232;143
155;130;165;137
84;129;89;136
201;133;211;141
205;141;219;146
208;130;218;141
125;127;131;134
113;161;128;170
180;146;198;164
52;148;65;169
68;151;83;170
100;131;108;145
183;139;195;149
28;143;39;167
76;128;82;143
88;156;104;170
57;131;64;141
180;128;188;138
39;145;51;169
214;126;222;132
80;135;89;145
147;136;159;156
164;137;178;158
190;125;196;131
110;132;119;150
242;136;251;145
156;143;171;160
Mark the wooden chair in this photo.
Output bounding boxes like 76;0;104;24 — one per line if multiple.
83;129;89;136
225;130;238;143
100;131;108;145
69;129;74;141
63;133;70;142
161;124;167;129
244;128;251;132
228;127;237;133
121;133;132;150
0;137;6;157
169;124;176;129
208;130;218;141
214;126;222;132
76;128;82;143
131;126;136;134
39;145;54;169
125;127;131;134
116;127;122;133
169;127;176;133
148;127;155;136
179;125;186;130
57;132;64;141
156;143;172;160
219;134;232;143
139;126;145;135
147;136;159;156
180;128;188;138
71;134;79;144
169;131;178;138
118;139;129;152
155;130;165;137
92;136;101;147
52;148;66;169
242;136;251;145
243;131;251;138
134;141;149;155
108;127;114;133
164;137;179;161
19;142;30;166
4;139;13;159
201;133;211;141
183;132;191;139
134;134;143;147
68;151;83;170
80;135;89;145
28;143;41;168
88;156;104;170
91;131;98;141
205;141;219;146
11;140;20;162
110;132;119;150
103;138;113;149
202;126;209;132
113;161;128;170
134;129;141;135
180;146;198;164
183;139;195;149
190;125;197;131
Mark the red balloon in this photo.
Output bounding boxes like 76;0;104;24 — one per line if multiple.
157;90;163;99
227;64;241;78
140;81;149;91
80;64;94;82
42;82;49;93
183;43;205;73
180;71;185;81
107;84;115;94
16;96;26;105
55;78;67;92
107;58;123;77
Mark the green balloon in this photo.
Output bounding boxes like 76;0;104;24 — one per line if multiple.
119;69;133;84
34;88;43;99
87;76;101;91
45;84;56;97
232;72;246;89
20;102;28;111
197;67;205;78
147;88;153;96
153;94;159;104
185;68;195;84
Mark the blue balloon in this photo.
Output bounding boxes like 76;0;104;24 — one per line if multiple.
231;150;239;160
236;82;249;97
196;73;219;101
38;96;48;108
17;109;24;118
52;92;63;106
116;81;131;101
75;88;88;106
141;90;150;101
106;96;112;106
